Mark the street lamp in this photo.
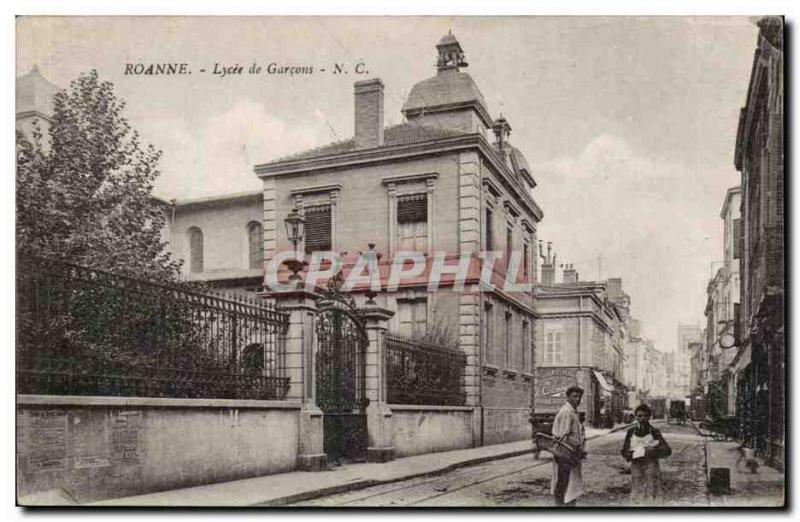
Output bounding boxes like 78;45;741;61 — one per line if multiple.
283;207;306;281
284;207;305;252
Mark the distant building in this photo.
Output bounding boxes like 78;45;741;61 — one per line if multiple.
701;186;742;418
15;65;59;143
534;266;628;427
733;16;784;469
675;323;702;397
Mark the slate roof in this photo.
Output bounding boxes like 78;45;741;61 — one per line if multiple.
273;122;468;163
16;66;60;117
403;70;488;114
438;32;459;47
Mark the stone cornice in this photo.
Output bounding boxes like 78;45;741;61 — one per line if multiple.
402;99;494;129
538;309;614;335
289;183;342;196
173;190;263;209
255;132;543;223
16;110;53;123
256;133;479;177
477;138;543;222
381;172;439;186
483;286;539;318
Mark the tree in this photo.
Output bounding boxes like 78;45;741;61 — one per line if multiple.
16;69;181;281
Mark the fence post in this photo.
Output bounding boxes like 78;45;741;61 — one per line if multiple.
360;304;395;463
270;288;327;471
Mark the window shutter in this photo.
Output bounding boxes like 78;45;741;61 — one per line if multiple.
733;218;743;260
397;194;427;223
304;205;332;253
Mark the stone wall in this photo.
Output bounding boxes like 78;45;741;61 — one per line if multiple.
16;396;301;504
482;407;531;445
389;405;475;458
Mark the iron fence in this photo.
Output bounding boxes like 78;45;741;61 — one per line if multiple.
16;255;290;400
385;334;466;406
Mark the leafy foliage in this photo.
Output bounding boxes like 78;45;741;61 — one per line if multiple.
13;71;287;399
16;69;180;281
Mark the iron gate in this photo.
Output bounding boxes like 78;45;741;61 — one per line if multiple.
315;283;369;463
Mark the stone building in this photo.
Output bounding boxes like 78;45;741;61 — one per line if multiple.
675;323;701;398
16;34;547;467
702;186;742;418
162;191;266;293
16;65;267;295
534;264;628;427
733;16;784;469
255;33;544;448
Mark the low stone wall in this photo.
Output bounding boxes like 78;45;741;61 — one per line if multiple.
16;395;302;504
390;405;475;458
482;407;531;445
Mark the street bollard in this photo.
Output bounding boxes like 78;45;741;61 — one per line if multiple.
708;467;731;495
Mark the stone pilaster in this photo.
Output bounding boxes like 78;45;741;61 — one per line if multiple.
360;305;396;462
270;289;327;471
458;151;481;256
459;291;481;408
459;152;484;446
262;178;278;272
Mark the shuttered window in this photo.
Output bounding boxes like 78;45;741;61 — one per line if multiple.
397;193;427;223
733;218;743;260
397;194;427;253
304;204;332;253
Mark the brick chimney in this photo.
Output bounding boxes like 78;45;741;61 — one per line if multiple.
541;262;555;286
563;263;579;283
540;241;555;286
354;78;384;149
606;277;623;299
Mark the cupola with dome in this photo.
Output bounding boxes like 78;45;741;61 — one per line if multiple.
402;32;494;134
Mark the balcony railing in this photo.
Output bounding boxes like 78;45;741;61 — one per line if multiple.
16;255;290;400
386;334;466;406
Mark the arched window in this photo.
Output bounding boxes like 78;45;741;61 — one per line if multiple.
247;221;264;270
188;227;203;273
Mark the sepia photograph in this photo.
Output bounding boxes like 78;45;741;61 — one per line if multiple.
13;14;786;508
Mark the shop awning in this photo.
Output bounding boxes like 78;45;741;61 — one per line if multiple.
593;370;615;393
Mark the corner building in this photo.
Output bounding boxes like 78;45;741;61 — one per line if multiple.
256;33;544;448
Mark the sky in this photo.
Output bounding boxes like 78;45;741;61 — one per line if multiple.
16;16;761;354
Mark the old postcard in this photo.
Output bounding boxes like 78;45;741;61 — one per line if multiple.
15;15;785;508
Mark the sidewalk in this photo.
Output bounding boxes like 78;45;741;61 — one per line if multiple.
704;440;785;507
89;423;629;507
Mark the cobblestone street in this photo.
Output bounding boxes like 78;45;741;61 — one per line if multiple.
295;421;782;507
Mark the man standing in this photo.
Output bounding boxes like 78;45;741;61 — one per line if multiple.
551;385;586;506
